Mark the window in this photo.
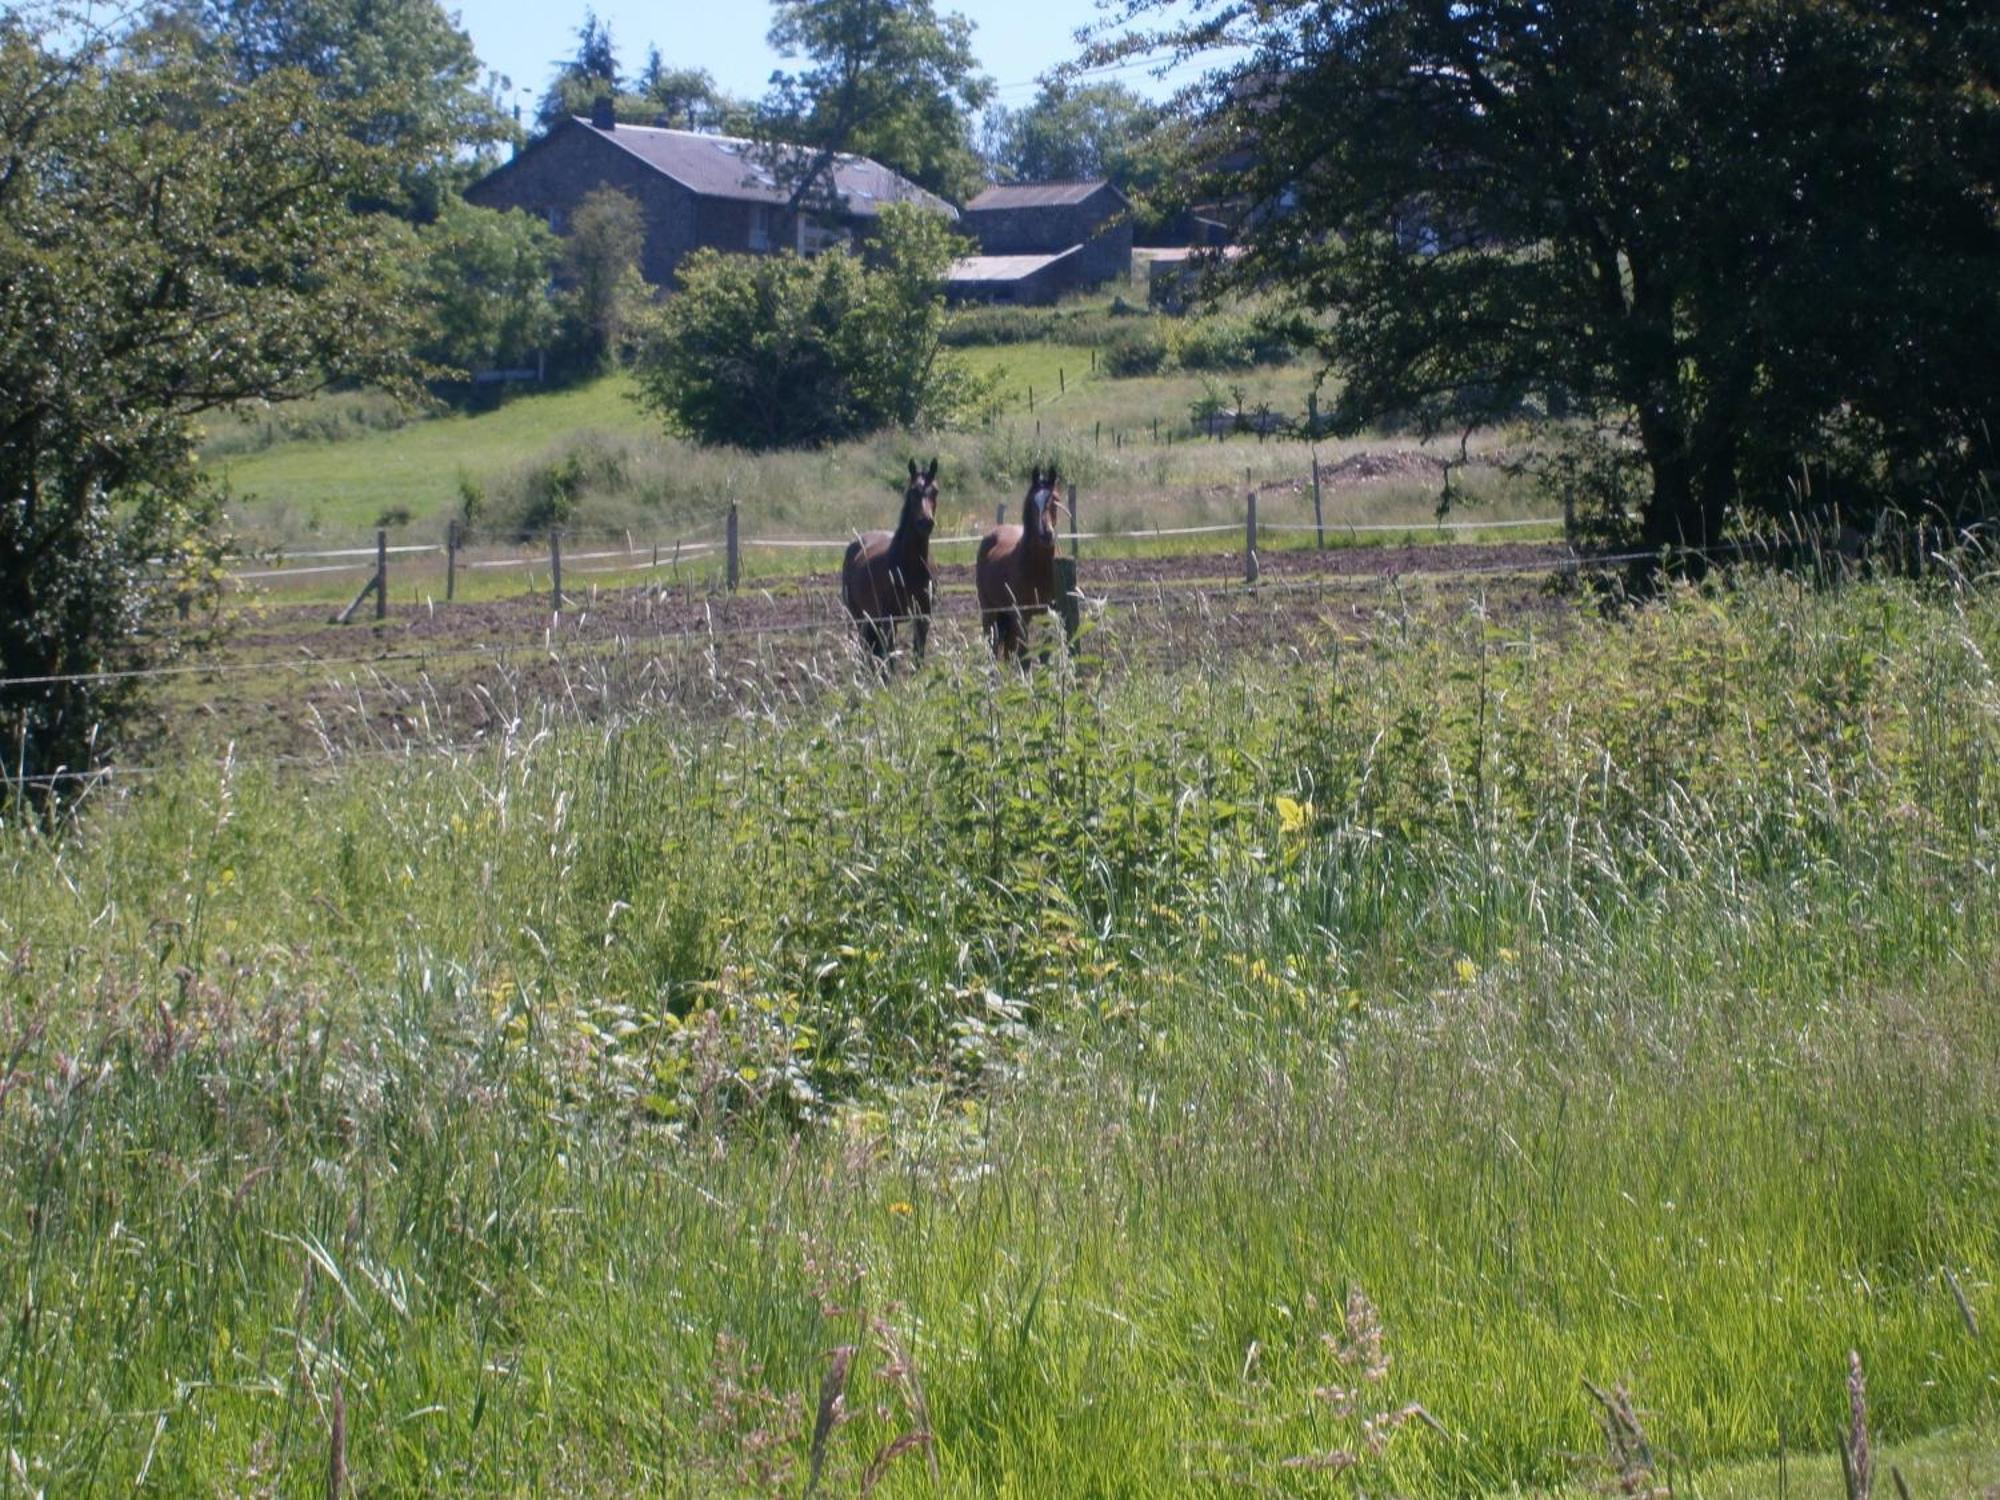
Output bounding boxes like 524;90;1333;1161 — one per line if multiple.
797;215;850;256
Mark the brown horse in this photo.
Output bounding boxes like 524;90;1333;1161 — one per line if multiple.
975;466;1062;660
841;458;939;667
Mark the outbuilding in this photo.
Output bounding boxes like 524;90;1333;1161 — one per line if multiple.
959;180;1133;290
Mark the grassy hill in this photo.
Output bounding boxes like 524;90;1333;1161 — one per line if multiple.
206;340;1545;559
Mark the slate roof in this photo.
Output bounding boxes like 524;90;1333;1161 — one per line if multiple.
964;181;1124;212
946;247;1084;283
577;120;958;219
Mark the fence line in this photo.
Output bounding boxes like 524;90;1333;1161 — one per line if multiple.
0;542;1690;694
0;546;1685;793
227;515;1562;582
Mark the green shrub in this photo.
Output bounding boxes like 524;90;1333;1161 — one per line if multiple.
1100;324;1171;377
1172;315;1297;371
636;206;994;450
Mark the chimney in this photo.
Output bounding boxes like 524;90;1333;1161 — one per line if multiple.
591;95;616;130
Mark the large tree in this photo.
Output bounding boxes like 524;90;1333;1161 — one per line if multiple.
756;0;993;210
187;0;511;213
1103;0;2000;551
536;33;745;134
0;14;431;794
982;80;1160;185
556;188;648;374
534;8;619;132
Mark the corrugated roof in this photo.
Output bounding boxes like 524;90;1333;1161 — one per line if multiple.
946;247;1083;283
965;181;1121;211
580;121;958;219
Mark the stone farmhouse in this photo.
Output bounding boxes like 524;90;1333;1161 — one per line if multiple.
464;103;958;287
945;180;1134;305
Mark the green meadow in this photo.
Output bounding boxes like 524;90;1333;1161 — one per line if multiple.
3;571;1996;1493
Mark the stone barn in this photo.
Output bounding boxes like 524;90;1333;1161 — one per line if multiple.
955;180;1133;296
464;103;957;287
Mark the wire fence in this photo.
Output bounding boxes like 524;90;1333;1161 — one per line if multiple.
211;468;1572;600
3;541;1645;698
11;520;1991;799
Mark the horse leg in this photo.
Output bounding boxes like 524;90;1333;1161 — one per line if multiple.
912;613;930;666
858;618;890;674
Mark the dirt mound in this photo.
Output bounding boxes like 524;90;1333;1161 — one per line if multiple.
1321;450;1450;485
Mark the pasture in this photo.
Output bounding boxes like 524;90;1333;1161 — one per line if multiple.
3;556;1998;1494
202;356;1539;561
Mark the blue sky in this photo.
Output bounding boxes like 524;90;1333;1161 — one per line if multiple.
448;0;1208;122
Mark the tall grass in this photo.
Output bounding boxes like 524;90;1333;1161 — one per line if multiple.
0;575;1996;1493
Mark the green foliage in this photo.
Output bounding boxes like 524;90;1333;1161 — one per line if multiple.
2;582;1999;1489
414;201;559;376
1128;0;2000;546
555;187;647;376
940;298;1151;348
534;7;619;131
182;0;512;214
1098;323;1171;376
633;204;994;449
756;0;993;206
1169;314;1295;372
0;15;432;793
981;79;1160;186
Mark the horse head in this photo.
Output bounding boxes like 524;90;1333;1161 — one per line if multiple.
1024;465;1060;547
903;457;939;539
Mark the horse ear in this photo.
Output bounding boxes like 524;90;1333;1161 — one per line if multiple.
1031;466;1043;488
1048;464;1059;484
926;457;938;482
908;459;919;483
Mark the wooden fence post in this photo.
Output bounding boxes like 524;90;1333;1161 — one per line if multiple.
1070;481;1080;562
1311;457;1325;551
550;528;563;612
375;528;388;620
445;519;459;600
1308;391;1326;551
725;502;740;592
995;499;1006;527
1245;490;1260;586
1054;556;1080;646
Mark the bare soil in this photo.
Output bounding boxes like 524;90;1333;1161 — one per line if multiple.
162;540;1590;764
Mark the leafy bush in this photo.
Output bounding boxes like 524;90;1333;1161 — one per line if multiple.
1171;315;1296;371
1100;324;1171;377
476;432;639;539
635;205;994;449
940;300;1146;348
414;201;559;379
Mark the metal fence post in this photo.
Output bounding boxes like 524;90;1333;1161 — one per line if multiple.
726;502;740;592
550;528;563;612
375;528;387;620
446;519;460;601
